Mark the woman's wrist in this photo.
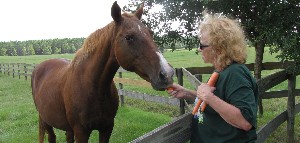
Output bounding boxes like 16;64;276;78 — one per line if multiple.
184;89;197;101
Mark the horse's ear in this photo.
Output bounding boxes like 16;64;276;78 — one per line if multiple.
111;1;122;24
134;3;144;20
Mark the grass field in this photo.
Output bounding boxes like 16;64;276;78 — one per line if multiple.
0;74;172;143
0;47;281;67
0;47;300;142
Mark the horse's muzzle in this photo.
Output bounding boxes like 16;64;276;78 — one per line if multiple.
151;68;174;91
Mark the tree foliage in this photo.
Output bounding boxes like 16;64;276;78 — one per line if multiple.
125;0;300;72
124;1;201;51
0;38;84;56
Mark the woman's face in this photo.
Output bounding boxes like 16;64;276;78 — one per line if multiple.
198;31;214;64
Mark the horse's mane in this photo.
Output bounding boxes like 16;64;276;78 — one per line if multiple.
71;22;115;67
71;13;138;68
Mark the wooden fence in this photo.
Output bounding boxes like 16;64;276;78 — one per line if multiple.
0;63;180;107
113;67;180;107
131;61;300;143
0;63;35;80
1;62;300;142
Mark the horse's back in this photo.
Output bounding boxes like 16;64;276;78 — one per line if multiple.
32;58;70;91
33;58;70;77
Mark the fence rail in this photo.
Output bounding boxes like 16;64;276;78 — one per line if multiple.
0;62;179;107
131;61;300;143
0;63;35;80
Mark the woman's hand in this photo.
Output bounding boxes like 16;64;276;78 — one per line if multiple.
197;83;216;104
166;84;197;101
166;84;186;99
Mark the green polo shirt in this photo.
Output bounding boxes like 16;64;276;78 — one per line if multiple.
191;63;258;143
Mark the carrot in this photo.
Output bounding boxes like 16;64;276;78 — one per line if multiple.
166;87;174;92
192;99;203;115
192;71;219;115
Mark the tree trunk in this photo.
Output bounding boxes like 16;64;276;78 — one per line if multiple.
254;40;265;117
254;41;265;79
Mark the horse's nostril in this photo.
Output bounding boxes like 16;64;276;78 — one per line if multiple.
159;72;166;80
159;71;167;80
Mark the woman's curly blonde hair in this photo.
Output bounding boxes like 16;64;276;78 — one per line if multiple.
198;13;247;71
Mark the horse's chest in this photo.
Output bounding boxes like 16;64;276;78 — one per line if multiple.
87;96;118;116
75;92;119;128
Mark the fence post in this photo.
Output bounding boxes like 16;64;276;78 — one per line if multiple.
176;68;185;115
18;64;21;79
287;74;296;143
24;64;27;80
194;74;202;82
0;63;2;74
3;63;6;74
32;64;35;79
119;71;124;106
12;64;15;78
7;64;10;76
5;63;8;75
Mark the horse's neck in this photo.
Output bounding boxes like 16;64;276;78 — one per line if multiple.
71;24;119;87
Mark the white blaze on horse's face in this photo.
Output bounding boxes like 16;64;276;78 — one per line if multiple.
156;52;173;78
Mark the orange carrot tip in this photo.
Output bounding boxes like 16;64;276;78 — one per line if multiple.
166;87;174;91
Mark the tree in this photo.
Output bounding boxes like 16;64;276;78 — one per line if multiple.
26;44;35;55
42;46;52;55
69;43;77;53
124;1;200;51
0;46;7;56
203;0;299;78
61;41;70;54
125;0;299;118
5;42;17;56
16;47;26;56
0;42;8;56
125;0;300;76
7;47;17;56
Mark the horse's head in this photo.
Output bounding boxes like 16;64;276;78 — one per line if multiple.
111;2;174;91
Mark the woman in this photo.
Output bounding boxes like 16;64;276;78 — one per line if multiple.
167;13;258;143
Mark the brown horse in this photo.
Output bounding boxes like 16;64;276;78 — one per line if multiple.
31;2;174;143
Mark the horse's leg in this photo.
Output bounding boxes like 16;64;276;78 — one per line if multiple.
39;116;56;143
99;125;114;143
66;131;74;143
73;125;91;143
44;124;56;143
38;116;45;143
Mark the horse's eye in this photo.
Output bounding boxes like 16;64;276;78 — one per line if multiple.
125;35;134;41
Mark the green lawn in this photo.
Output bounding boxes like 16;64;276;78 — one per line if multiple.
0;47;284;95
0;47;300;142
0;47;281;67
0;74;172;143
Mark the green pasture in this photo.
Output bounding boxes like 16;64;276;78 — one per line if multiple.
0;47;280;67
0;74;172;142
0;47;286;95
0;47;300;142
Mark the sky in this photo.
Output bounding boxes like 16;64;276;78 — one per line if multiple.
0;0;130;42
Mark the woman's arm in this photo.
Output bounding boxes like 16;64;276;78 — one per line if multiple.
167;83;197;101
197;83;253;131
